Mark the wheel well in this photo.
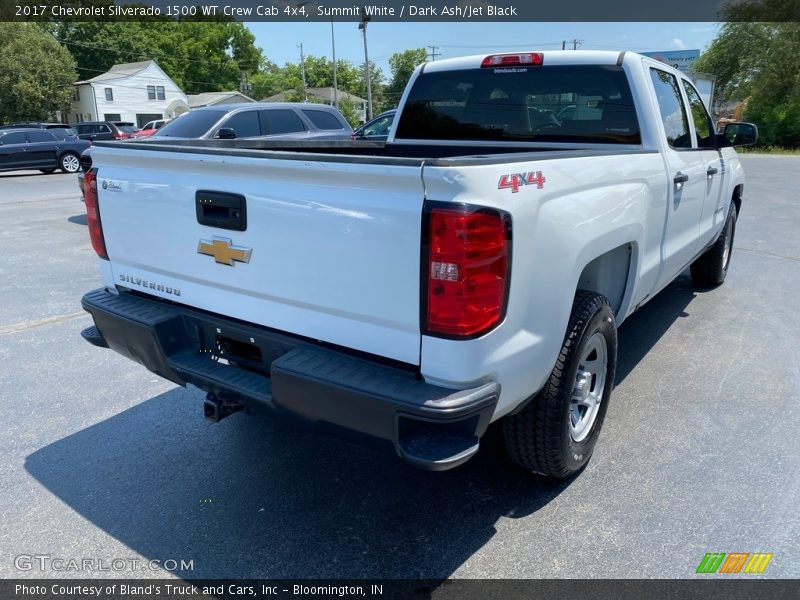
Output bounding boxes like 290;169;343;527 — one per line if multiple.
732;184;743;215
577;243;632;316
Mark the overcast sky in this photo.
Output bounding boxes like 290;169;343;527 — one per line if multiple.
248;21;720;72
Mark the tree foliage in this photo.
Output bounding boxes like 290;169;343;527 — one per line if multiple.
383;48;427;111
696;13;800;147
0;23;77;122
50;21;261;94
249;54;381;125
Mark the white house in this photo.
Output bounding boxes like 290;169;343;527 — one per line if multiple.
71;60;189;127
187;91;255;109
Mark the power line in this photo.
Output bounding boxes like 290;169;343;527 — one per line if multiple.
443;41;564;49
56;37;254;69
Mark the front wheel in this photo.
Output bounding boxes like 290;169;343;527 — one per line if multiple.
60;152;80;173
690;203;737;287
503;291;618;478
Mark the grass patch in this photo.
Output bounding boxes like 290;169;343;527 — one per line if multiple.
737;146;800;155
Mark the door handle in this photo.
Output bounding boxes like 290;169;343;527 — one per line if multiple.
707;167;719;177
673;173;689;189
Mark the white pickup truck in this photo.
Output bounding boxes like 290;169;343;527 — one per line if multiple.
80;51;756;478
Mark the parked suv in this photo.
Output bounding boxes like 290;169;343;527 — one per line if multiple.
152;103;352;140
73;121;140;142
0;128;89;173
0;122;75;132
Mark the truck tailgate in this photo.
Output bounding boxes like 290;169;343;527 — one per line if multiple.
91;145;425;365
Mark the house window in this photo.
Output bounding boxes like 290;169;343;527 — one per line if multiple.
104;88;113;102
147;85;155;100
156;86;165;100
73;88;80;102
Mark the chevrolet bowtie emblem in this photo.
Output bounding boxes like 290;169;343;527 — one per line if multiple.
197;237;252;266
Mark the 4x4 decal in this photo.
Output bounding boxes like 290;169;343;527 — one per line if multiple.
498;171;546;193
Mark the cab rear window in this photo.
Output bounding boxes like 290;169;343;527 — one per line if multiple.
396;65;640;144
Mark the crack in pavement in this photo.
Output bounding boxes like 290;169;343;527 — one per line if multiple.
0;312;88;335
736;246;800;263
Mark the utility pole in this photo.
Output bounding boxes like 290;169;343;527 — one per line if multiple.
428;45;442;61
562;40;566;50
239;72;251;96
359;13;373;121
571;39;582;50
330;17;338;108
298;42;307;100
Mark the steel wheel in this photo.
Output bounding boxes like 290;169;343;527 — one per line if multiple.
60;153;80;173
569;332;608;442
722;215;733;269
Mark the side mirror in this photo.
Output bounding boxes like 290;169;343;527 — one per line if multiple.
722;122;758;147
215;127;236;140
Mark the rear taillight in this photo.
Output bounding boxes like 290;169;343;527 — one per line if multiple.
423;203;511;338
84;168;108;260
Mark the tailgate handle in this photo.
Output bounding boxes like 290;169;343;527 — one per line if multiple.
196;191;247;231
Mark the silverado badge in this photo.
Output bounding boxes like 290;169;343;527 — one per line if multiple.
197;237;252;266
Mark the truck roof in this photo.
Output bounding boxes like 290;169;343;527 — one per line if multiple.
423;50;639;73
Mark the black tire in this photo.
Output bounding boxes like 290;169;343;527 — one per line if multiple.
690;203;737;287
59;152;80;173
39;168;56;175
503;291;617;478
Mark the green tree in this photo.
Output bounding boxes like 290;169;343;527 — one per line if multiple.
0;23;77;122
50;21;262;94
382;48;427;111
695;3;800;147
250;58;285;100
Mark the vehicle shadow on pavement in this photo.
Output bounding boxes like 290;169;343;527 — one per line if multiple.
0;172;48;179
68;214;87;226
25;391;571;579
615;272;697;385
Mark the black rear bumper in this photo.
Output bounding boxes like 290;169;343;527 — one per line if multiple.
81;288;499;470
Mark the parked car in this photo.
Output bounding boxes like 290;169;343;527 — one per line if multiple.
151;103;353;140
0;128;89;173
0;122;75;132
352;109;396;141
72;121;140;142
132;119;170;138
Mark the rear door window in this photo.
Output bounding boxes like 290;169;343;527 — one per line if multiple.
220;110;262;138
302;109;345;130
262;109;307;135
28;131;57;143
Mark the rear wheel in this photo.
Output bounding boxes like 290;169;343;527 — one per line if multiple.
503;291;617;478
59;152;80;173
690;203;737;287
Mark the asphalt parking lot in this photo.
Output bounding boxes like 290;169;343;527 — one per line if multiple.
0;156;798;580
